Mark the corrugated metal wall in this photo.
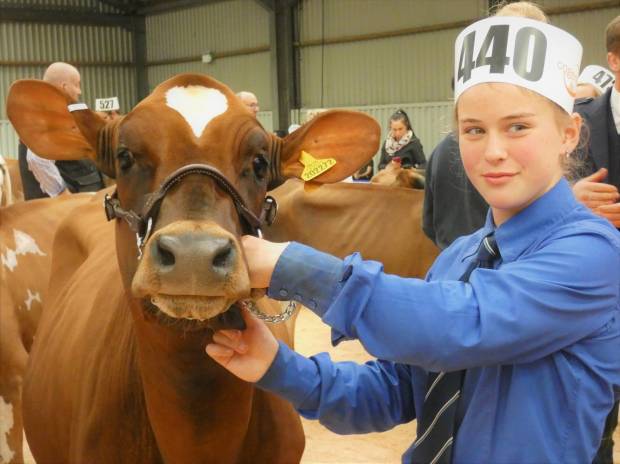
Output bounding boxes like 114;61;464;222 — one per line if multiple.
298;0;487;108
0;0;121;13
1;0;617;159
0;19;135;157
295;0;619;154
552;7;618;67
297;0;618;109
146;0;273;108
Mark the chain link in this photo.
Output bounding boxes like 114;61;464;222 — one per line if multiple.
243;300;298;324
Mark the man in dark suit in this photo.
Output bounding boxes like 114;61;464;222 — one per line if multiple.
572;15;620;464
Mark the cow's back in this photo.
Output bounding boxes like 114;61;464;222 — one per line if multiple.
22;192;160;463
265;180;439;278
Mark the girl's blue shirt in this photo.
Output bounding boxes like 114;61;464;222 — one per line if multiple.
258;178;620;463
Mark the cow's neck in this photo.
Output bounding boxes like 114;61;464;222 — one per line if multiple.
129;301;256;463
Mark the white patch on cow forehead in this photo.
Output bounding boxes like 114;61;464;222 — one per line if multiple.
0;396;15;463
24;289;42;311
1;230;46;272
165;86;228;138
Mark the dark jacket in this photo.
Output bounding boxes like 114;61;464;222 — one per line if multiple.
422;133;488;250
18;141;105;200
378;137;426;170
574;88;620;189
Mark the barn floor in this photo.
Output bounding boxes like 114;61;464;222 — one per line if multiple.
294;308;620;464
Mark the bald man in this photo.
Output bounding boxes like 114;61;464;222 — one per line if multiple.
18;62;104;200
236;91;259;117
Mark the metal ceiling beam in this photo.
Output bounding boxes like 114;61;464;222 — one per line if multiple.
137;0;229;15
0;6;135;29
267;0;299;132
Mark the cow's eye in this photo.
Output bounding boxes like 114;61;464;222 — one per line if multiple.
252;156;268;180
116;149;134;171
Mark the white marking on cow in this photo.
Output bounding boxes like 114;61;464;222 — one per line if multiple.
165;86;228;138
0;396;15;463
22;430;35;464
1;230;46;272
24;289;42;311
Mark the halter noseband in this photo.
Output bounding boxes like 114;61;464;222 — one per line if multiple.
103;163;277;258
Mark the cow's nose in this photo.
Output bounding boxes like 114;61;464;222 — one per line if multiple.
152;233;236;278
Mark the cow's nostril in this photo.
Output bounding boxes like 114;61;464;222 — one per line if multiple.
155;236;176;267
213;242;234;269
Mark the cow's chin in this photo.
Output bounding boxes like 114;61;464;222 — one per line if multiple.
149;294;233;321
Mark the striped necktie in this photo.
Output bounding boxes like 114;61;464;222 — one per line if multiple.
410;233;500;464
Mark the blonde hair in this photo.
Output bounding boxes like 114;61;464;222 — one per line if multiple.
492;1;548;23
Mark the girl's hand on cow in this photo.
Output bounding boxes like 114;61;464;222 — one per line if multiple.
241;236;289;289
206;308;279;383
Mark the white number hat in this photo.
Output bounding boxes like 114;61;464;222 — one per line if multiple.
578;65;615;95
454;16;582;113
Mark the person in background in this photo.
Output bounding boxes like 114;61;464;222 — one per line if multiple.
572;14;620;464
206;15;620;464
378;109;426;170
17;62;104;200
575;65;616;100
236;91;259;117
423;1;548;249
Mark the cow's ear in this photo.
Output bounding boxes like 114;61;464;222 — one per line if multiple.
7;80;103;161
278;110;380;183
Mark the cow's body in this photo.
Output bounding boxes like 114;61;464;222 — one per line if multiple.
0;194;91;463
23;191;302;463
265;180;438;278
8;74;380;463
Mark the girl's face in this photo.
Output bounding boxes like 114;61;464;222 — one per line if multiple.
390;120;408;141
457;83;580;226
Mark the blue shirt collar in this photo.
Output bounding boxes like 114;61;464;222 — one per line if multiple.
466;178;578;263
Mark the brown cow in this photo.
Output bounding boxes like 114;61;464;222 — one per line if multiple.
264;179;438;278
0;193;92;464
370;158;425;190
8;73;379;463
0;156;24;206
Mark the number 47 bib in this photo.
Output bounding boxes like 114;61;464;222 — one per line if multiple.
454;17;582;114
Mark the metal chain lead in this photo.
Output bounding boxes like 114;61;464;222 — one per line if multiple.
242;300;298;324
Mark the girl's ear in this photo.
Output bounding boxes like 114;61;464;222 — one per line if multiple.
565;112;583;153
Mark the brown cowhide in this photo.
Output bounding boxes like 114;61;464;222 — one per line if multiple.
0;193;92;464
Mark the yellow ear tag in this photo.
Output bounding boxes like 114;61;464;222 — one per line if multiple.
299;150;337;181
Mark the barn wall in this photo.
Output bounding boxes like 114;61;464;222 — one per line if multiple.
145;0;273;111
0;1;135;157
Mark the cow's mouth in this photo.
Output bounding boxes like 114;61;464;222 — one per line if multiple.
150;294;233;320
143;294;247;331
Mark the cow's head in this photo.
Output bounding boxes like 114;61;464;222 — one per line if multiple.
371;159;425;189
8;74;379;326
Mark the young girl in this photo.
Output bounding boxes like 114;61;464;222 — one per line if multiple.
378;109;426;170
206;17;620;463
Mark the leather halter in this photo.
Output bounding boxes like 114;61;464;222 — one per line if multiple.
103;163;277;258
